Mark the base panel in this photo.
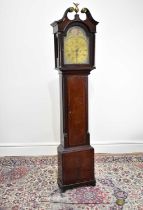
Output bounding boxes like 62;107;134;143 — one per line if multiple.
57;145;96;192
58;178;96;193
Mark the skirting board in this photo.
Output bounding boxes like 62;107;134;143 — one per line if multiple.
0;141;143;156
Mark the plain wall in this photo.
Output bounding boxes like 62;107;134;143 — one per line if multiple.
0;0;143;154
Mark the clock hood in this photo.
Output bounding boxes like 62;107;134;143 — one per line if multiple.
51;7;99;34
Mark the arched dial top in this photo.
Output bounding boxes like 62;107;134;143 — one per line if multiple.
64;26;89;64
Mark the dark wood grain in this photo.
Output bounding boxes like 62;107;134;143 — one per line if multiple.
57;145;95;192
51;6;98;192
67;75;87;146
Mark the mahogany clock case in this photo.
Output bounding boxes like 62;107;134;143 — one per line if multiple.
51;6;98;192
57;72;96;192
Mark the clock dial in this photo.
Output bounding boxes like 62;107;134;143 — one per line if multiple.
64;26;89;64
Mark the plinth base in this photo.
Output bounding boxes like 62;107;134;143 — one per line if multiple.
58;178;96;193
57;144;96;192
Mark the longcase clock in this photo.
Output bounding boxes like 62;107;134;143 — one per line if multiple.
51;4;98;192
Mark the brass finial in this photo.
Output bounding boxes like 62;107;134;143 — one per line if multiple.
73;3;79;13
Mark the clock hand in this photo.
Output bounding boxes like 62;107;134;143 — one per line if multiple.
75;48;79;63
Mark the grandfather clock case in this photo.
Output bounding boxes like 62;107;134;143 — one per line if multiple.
51;4;98;192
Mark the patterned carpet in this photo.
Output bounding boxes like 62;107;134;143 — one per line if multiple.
0;153;143;210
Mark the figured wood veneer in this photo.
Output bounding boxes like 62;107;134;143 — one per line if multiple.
51;5;98;192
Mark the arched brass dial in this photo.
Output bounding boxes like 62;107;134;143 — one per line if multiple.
64;26;89;64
